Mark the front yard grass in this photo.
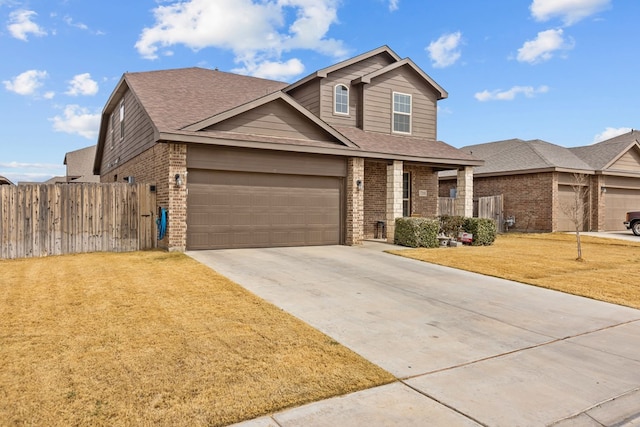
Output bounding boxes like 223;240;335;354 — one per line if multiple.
0;251;394;426
389;233;640;309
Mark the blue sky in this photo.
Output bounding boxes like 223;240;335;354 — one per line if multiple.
1;0;638;182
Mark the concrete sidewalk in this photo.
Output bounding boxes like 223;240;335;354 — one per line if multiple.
188;242;640;426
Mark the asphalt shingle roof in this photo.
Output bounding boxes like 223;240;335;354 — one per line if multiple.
97;63;480;167
570;130;640;170
334;126;477;162
440;138;593;177
124;67;288;131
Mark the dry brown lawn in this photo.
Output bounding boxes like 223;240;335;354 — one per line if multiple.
390;233;640;309
0;251;394;427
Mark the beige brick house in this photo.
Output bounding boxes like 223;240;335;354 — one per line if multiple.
94;46;481;251
439;132;640;232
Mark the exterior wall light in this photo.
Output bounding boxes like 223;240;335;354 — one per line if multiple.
356;179;363;191
175;173;183;187
601;186;607;193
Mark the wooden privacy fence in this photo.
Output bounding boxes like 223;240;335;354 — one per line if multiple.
438;197;456;216
0;183;156;259
439;195;504;232
477;195;504;232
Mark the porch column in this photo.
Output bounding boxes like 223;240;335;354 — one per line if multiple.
167;143;187;252
346;157;364;245
386;160;403;243
455;166;473;218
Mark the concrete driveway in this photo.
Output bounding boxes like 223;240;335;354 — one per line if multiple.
187;242;640;426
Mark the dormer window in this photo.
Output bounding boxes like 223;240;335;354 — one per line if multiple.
334;84;349;115
393;92;411;134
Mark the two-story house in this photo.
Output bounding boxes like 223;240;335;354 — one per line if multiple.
93;46;481;251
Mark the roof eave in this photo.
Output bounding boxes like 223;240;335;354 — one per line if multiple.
158;130;482;166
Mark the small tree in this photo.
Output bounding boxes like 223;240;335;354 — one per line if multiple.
559;173;590;261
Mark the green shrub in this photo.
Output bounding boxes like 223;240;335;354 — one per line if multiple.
438;215;465;238
462;217;497;246
394;217;439;248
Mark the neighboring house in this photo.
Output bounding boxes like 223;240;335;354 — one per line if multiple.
439;131;640;232
94;46;482;251
0;175;15;185
64;145;100;183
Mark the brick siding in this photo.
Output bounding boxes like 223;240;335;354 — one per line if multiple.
346;157;364;245
101;142;187;250
441;172;555;232
364;160;387;239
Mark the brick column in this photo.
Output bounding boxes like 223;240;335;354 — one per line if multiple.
593;174;606;231
455;166;473;217
168;143;187;252
386;161;403;243
346;157;364;245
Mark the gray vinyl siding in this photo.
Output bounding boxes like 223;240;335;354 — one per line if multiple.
205;99;337;142
320;54;395;126
100;89;155;175
287;80;320;116
363;67;438;140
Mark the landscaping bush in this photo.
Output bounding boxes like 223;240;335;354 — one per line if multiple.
438;215;465;238
462;217;497;246
394;217;439;248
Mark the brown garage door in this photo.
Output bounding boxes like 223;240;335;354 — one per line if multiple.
187;170;342;250
604;188;640;231
557;184;588;232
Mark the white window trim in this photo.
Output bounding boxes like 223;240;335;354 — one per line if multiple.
392;91;412;135
119;100;125;140
334;84;349;116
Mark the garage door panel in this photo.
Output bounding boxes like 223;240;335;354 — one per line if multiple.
187;172;342;250
604;188;640;231
557;185;588;232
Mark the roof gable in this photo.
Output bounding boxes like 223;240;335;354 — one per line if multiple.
607;143;640;173
183;92;355;147
570;130;640;171
352;58;448;100
284;46;401;92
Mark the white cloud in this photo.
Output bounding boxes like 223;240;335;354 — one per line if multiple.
426;32;462;68
135;0;345;79
593;127;632;144
389;0;399;11
63;16;88;30
475;85;549;101
517;29;573;64
50;105;101;140
0;162;65;184
233;58;304;81
530;0;610;26
3;69;48;96
0;161;62;169
7;9;47;41
66;73;99;96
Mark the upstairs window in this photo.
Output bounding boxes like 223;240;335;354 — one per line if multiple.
334;84;349;115
119;100;125;140
393;92;411;134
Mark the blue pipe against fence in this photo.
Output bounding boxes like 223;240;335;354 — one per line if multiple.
156;207;167;240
